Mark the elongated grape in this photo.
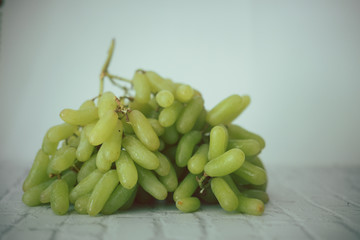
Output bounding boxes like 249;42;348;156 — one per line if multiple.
156;90;174;108
227;124;265;149
247;156;265;169
211;177;238;212
47;123;77;143
175;84;194;103
88;170;119;216
119;187;137;211
121;117;134;134
158;162;178;192
145;71;175;93
128;100;154;118
74;193;91;214
158;101;183;127
161;125;180;145
176;197;200;213
42;134;58;155
236;194;264;216
173;173;198;201
192;108;207;131
115;151;138;189
233;161;267;185
208;125;228;160
66;135;79;148
50;179;69;215
175;130;202;167
204;148;245;177
60;106;98;126
77;154;97;182
187;144;209;175
79;99;95;109
148;118;165;136
98;91;117;118
69;169;104;204
23;149;50;191
128;110;160;151
227;139;261;157
22;179;55;207
132;70;151;104
101;184;137;215
206;95;248;126
154;152;171;177
241;190;269;204
49;146;76;173
176;96;204;134
136;165;167;200
96;120;123;172
122;135;159;170
76;126;95;162
88;110;118;146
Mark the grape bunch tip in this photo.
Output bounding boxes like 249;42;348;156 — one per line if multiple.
22;39;269;216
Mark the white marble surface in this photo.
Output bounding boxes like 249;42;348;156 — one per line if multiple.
0;161;359;240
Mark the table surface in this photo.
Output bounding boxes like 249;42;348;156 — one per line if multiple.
0;161;359;240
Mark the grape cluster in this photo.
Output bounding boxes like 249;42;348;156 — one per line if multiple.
22;41;268;216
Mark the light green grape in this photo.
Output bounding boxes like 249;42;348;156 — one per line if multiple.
175;84;194;103
77;154;97;182
233;161;267;185
158;162;178;192
101;184;137;215
76;126;95;162
50;179;69;215
148;118;165;136
204;148;245;177
42;134;58;155
187;144;209;175
88;110;118;146
211;177;238;212
156;90;174;108
23;149;50;192
22;179;55;207
60;106;98;126
87;170;119;216
241;189;269;204
97;91;118;118
227;139;261;157
227;124;265;149
176;96;204;134
154;152;171;177
47;123;77;143
115;151;138;189
48;145;76;173
173;173;198;201
176;197;200;213
122;135;159;170
132;70;151;104
158;101;183;128
136;164;168;200
74;193;91;214
128;110;160;151
208;125;228;160
145;71;175;93
175;130;202;167
161;125;180;145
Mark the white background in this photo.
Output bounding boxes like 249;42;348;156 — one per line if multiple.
0;0;359;167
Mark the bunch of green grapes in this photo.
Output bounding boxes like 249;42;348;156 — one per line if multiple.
22;40;268;216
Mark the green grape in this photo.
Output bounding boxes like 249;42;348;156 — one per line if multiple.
173;173;198;201
96;120;123;172
128;100;154;118
77;154;97;182
206;95;248;126
40;170;77;203
88;110;118;146
132;70;151;104
136;164;168;200
22;179;55;207
233;161;267;185
97;91;118;118
74;193;91;214
101;184;137;215
227;124;265;149
121;117;134;134
227;139;261;157
88;170;119;216
115;151;138;189
187;144;209;175
241;190;269;204
175;131;202;167
176;197;200;213
76;126;95;162
50;179;69;215
154;152;171;177
23;149;50;192
204;148;245;177
156;90;174;108
148;118;165;136
60;106;98;126
42;134;58;155
176;96;204;134
66;135;80;148
49;145;76;173
122;135;159;170
175;84;194;103
211;177;238;212
158;101;183;127
161;125;180;145
222;174;241;196
247;156;265;169
208;125;228;160
158;138;165;151
128;110;160;151
236;194;265;216
69;169;104;204
192;108;207;131
158;162;178;192
145;71;175;93
47;123;77;143
119;187;137;211
79;99;96;109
